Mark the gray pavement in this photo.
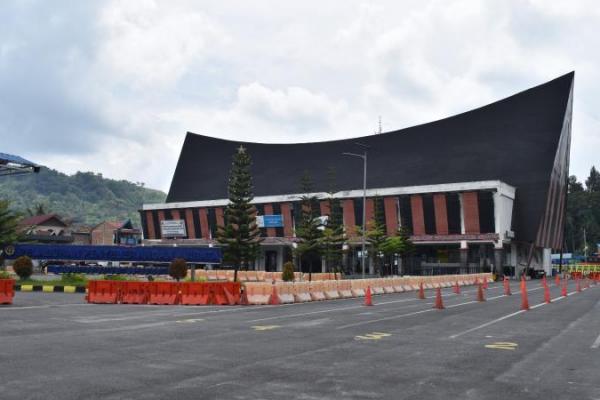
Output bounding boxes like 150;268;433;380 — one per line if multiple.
0;280;599;399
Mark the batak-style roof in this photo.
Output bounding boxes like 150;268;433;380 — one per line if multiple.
166;73;574;246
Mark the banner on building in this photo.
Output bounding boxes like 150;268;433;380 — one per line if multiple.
160;219;187;237
256;215;284;228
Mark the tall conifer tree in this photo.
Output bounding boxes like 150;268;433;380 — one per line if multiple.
295;171;323;281
217;145;262;281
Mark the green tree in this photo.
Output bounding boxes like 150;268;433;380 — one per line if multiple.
0;200;20;267
585;166;600;192
380;226;414;275
319;168;346;274
295;171;323;281
568;175;584;193
217;145;262;282
26;203;48;216
360;197;388;276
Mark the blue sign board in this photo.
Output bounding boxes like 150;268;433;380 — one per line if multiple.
4;244;222;264
262;214;283;228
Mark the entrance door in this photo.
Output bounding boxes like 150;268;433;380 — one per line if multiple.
265;250;278;272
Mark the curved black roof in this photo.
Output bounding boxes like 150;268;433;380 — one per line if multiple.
167;73;574;243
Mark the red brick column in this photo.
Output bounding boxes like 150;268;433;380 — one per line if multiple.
199;208;210;239
319;200;330;217
365;198;375;227
384;197;398;236
433;193;449;235
342;199;356;237
145;210;156;239
280;202;293;237
263;203;276;237
410;195;425;236
184;209;196;239
157;210;166;238
215;207;224;229
171;209;180;221
462;192;480;234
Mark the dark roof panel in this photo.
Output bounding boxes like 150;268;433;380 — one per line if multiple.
166;73;574;243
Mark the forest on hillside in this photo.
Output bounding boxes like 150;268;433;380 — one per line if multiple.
0;167;166;227
566;166;600;255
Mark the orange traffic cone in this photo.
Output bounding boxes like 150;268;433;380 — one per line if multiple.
477;284;486;302
483;278;489;289
543;283;551;304
521;279;530;310
417;282;425;300
269;285;281;305
520;275;526;291
433;287;444;309
364;286;373;306
504;277;512;296
555;274;560;287
561;281;568;297
542;275;548;288
453;281;461;295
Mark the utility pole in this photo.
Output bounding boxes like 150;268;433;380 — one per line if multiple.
342;142;369;278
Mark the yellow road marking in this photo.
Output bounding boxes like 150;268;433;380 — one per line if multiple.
355;332;392;341
485;342;518;350
176;318;205;324
252;325;281;331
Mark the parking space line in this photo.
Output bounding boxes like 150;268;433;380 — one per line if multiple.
591;333;600;349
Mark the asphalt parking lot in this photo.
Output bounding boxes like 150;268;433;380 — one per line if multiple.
1;280;599;400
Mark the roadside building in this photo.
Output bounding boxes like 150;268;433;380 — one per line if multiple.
140;73;574;276
18;214;73;244
90;220;141;246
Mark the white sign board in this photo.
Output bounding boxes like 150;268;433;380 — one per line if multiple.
160;219;187;237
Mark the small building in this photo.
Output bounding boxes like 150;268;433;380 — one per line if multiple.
18;214;73;244
71;225;92;245
90;220;141;246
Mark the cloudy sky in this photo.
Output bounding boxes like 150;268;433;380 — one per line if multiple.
1;0;599;192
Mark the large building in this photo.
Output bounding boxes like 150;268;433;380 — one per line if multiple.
141;73;574;276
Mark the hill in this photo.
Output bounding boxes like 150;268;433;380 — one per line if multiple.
0;167;166;226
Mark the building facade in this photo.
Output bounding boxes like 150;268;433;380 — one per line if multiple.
140;73;575;276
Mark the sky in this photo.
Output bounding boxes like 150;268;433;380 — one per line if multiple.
1;0;599;192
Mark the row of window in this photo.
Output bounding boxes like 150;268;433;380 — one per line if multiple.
141;191;496;239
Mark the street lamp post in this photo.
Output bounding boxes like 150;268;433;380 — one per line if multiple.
343;143;369;279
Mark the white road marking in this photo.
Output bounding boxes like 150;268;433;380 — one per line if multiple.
591;333;600;349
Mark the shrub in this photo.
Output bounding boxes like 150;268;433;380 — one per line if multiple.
169;258;188;282
13;256;33;280
282;261;295;282
61;273;87;286
102;274;128;281
0;270;11;279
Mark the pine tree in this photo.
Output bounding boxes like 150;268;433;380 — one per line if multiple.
319;168;346;274
585;166;600;192
217;145;262;282
295;171;323;281
0;200;20;267
362;196;387;276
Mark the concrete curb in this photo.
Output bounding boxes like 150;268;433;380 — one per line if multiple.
14;285;87;293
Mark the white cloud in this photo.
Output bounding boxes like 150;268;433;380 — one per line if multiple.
2;0;600;192
96;0;229;89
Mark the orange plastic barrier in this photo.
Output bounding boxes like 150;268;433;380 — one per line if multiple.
180;282;209;305
324;281;340;300
293;282;312;302
120;281;149;304
148;282;179;305
0;279;15;305
87;280;120;304
275;282;295;303
309;281;326;301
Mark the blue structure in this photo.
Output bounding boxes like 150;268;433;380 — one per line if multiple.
4;244;221;264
